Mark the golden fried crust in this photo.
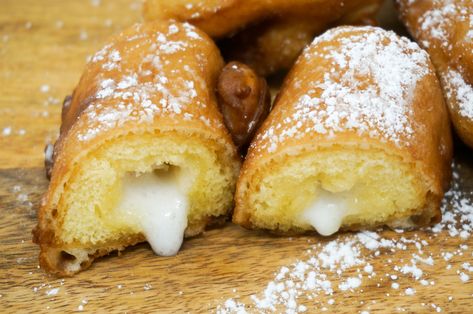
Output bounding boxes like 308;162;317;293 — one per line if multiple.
34;21;240;275
144;0;333;38
233;26;452;229
144;0;382;37
34;216;225;277
143;0;383;75
143;0;380;38
397;0;473;148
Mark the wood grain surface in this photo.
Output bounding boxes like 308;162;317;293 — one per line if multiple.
1;1;472;313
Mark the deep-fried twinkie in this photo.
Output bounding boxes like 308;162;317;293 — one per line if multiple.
234;26;452;235
34;21;240;276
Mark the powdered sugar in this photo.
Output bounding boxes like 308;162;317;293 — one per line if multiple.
338;277;362;291
405;0;473;48
45;288;59;296
75;22;209;142
397;262;423;279
2;126;12;136
256;27;430;153
417;1;457;47
399;0;473;123
317;240;363;271
77;103;135;141
223;299;248;314
467;18;473;40
40;84;50;93
242;239;364;312
404;287;416;296
443;69;473;119
102;49;121;71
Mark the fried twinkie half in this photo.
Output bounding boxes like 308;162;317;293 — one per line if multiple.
397;0;473;149
233;26;452;236
33;21;241;276
143;0;383;76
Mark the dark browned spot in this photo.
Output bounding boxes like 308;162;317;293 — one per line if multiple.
60;251;76;261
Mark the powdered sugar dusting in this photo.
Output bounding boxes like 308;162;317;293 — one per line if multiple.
417;1;458;48
467;18;473;40
406;0;473;48
75;22;211;142
443;69;473;119
256;27;430;154
399;0;473;124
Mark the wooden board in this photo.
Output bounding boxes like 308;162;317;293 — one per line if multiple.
1;1;473;313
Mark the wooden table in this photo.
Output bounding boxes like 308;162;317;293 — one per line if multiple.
1;1;472;313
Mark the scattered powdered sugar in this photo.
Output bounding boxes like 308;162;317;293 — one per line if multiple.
416;1;457;47
45;288;59;296
404;287;416;296
317;240;364;272
459;272;470;282
77;103;135;141
40;84;50;93
219;237;365;313
467;18;473;40
443;69;473;119
223;299;248;314
432;164;473;238
2;126;12;136
75;22;211;142
338;277;362;291
217;162;473;313
256;26;430;154
1;126;26;136
396;261;423;279
77;299;88;311
405;0;473;48
79;30;88;41
363;264;373;274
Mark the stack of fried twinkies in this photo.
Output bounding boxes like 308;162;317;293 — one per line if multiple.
34;21;240;276
397;0;473;148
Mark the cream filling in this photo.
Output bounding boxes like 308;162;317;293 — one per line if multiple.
115;169;189;256
300;190;356;236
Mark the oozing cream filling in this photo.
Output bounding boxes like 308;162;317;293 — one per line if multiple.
115;168;189;256
300;190;356;236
